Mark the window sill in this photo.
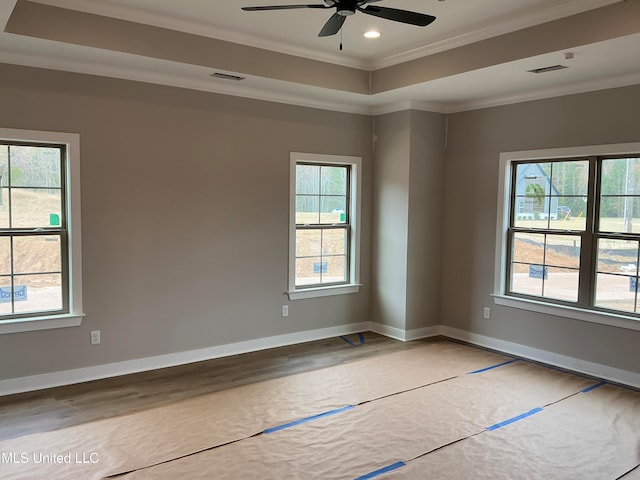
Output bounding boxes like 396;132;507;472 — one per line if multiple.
0;313;85;334
287;284;361;300
492;294;640;332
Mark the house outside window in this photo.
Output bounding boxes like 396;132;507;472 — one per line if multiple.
495;143;640;331
0;128;83;334
288;153;361;300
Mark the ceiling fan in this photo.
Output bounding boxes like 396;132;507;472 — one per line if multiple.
241;0;436;37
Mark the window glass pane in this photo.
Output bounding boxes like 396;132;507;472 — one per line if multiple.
550;196;586;231
320;166;347;195
11;188;62;229
0;276;12;316
323;255;346;284
0;188;7;228
516;162;551;196
296;229;321;258
0;237;9;275
13;235;62;274
295;195;319;225
596;239;637;276
319;196;347;224
545;234;580;268
595;273;636;313
510;263;543;297
513;204;549;229
296;256;321;286
9;146;62;188
0;145;7;185
296;164;319;195
600;158;640;195
599;196;640;234
0;147;8;228
550;160;589;196
512;232;544;265
514;162;551;227
322;228;347;256
12;273;63;314
542;266;579;302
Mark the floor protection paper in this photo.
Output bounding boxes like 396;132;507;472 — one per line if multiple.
120;360;597;479
381;384;640;480
0;340;507;479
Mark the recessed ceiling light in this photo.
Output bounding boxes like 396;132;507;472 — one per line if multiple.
364;31;380;39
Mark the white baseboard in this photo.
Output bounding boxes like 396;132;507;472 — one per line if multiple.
2;322;638;396
0;322;370;396
440;325;640;390
369;322;440;341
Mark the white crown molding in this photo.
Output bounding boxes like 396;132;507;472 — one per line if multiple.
4;46;640;117
370;0;622;70
444;70;640;114
28;0;621;72
3;43;640;117
0;49;374;115
371;100;448;116
371;101;412;116
28;0;369;70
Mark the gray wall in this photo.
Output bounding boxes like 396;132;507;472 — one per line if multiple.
1;60;639;382
442;84;640;374
406;110;445;331
371;111;410;331
0;64;373;379
371;110;445;333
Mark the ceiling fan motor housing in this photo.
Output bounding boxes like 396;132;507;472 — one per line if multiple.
242;0;435;38
337;0;357;16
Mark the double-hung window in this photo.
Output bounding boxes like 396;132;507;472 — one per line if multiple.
0;128;83;333
288;153;361;300
495;143;640;330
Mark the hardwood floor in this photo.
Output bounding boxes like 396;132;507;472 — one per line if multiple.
0;333;437;443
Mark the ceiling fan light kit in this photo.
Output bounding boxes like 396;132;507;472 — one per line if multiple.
241;0;435;37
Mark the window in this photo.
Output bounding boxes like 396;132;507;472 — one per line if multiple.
0;129;83;333
495;143;640;331
288;153;361;300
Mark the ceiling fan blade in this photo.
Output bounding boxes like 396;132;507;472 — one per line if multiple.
318;12;346;37
357;5;436;26
242;4;328;11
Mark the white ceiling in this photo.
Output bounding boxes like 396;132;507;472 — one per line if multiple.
1;0;639;114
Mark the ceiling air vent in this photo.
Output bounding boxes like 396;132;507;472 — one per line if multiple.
211;72;245;81
527;64;568;74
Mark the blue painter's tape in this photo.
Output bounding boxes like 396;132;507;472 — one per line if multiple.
581;381;607;393
358;333;365;344
340;336;357;347
468;359;519;374
486;407;543;431
355;461;406;480
264;405;354;435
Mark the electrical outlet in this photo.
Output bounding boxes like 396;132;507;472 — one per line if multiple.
282;305;289;317
483;307;491;319
90;330;101;345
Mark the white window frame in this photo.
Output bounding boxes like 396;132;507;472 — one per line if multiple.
288;152;362;300
494;142;640;332
0;128;84;334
